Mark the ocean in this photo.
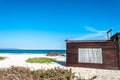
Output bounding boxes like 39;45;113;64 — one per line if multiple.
0;50;66;54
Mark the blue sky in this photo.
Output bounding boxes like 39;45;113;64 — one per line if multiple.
0;0;120;49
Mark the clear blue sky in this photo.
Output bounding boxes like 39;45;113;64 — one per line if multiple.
0;0;120;49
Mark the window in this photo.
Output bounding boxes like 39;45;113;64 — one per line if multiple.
78;48;102;64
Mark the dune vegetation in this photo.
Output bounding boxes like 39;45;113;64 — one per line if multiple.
0;66;75;80
0;56;5;60
26;57;55;64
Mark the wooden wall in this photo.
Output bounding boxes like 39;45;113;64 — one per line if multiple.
118;35;120;68
66;41;119;70
110;33;120;68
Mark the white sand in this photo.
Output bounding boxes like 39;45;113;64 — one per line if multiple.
0;53;120;80
0;54;66;70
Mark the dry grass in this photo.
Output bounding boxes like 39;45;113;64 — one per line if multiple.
0;66;97;80
0;66;32;80
0;66;75;80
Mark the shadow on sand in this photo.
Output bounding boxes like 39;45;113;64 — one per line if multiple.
55;61;66;66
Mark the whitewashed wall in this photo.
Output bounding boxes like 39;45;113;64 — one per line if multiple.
78;48;102;64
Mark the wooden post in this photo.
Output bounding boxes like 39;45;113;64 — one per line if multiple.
107;29;112;40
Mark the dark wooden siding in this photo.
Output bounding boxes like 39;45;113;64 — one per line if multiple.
66;41;119;69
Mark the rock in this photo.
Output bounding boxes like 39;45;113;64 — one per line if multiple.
46;52;65;56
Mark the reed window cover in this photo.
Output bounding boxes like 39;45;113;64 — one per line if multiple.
78;48;102;64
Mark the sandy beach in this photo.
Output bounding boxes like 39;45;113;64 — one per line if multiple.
0;53;120;80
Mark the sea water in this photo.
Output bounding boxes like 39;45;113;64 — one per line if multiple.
0;49;66;54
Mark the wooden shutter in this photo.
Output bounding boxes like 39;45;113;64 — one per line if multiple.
78;48;102;64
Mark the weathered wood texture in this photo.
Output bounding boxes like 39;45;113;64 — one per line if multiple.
110;33;120;68
66;41;119;69
118;35;120;68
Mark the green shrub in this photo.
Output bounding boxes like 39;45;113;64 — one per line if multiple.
0;56;5;60
31;67;75;80
26;57;55;64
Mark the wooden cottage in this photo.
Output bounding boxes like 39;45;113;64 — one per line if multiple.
66;32;120;69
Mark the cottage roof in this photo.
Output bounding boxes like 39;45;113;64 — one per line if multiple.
65;40;109;43
110;32;120;40
66;32;120;43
